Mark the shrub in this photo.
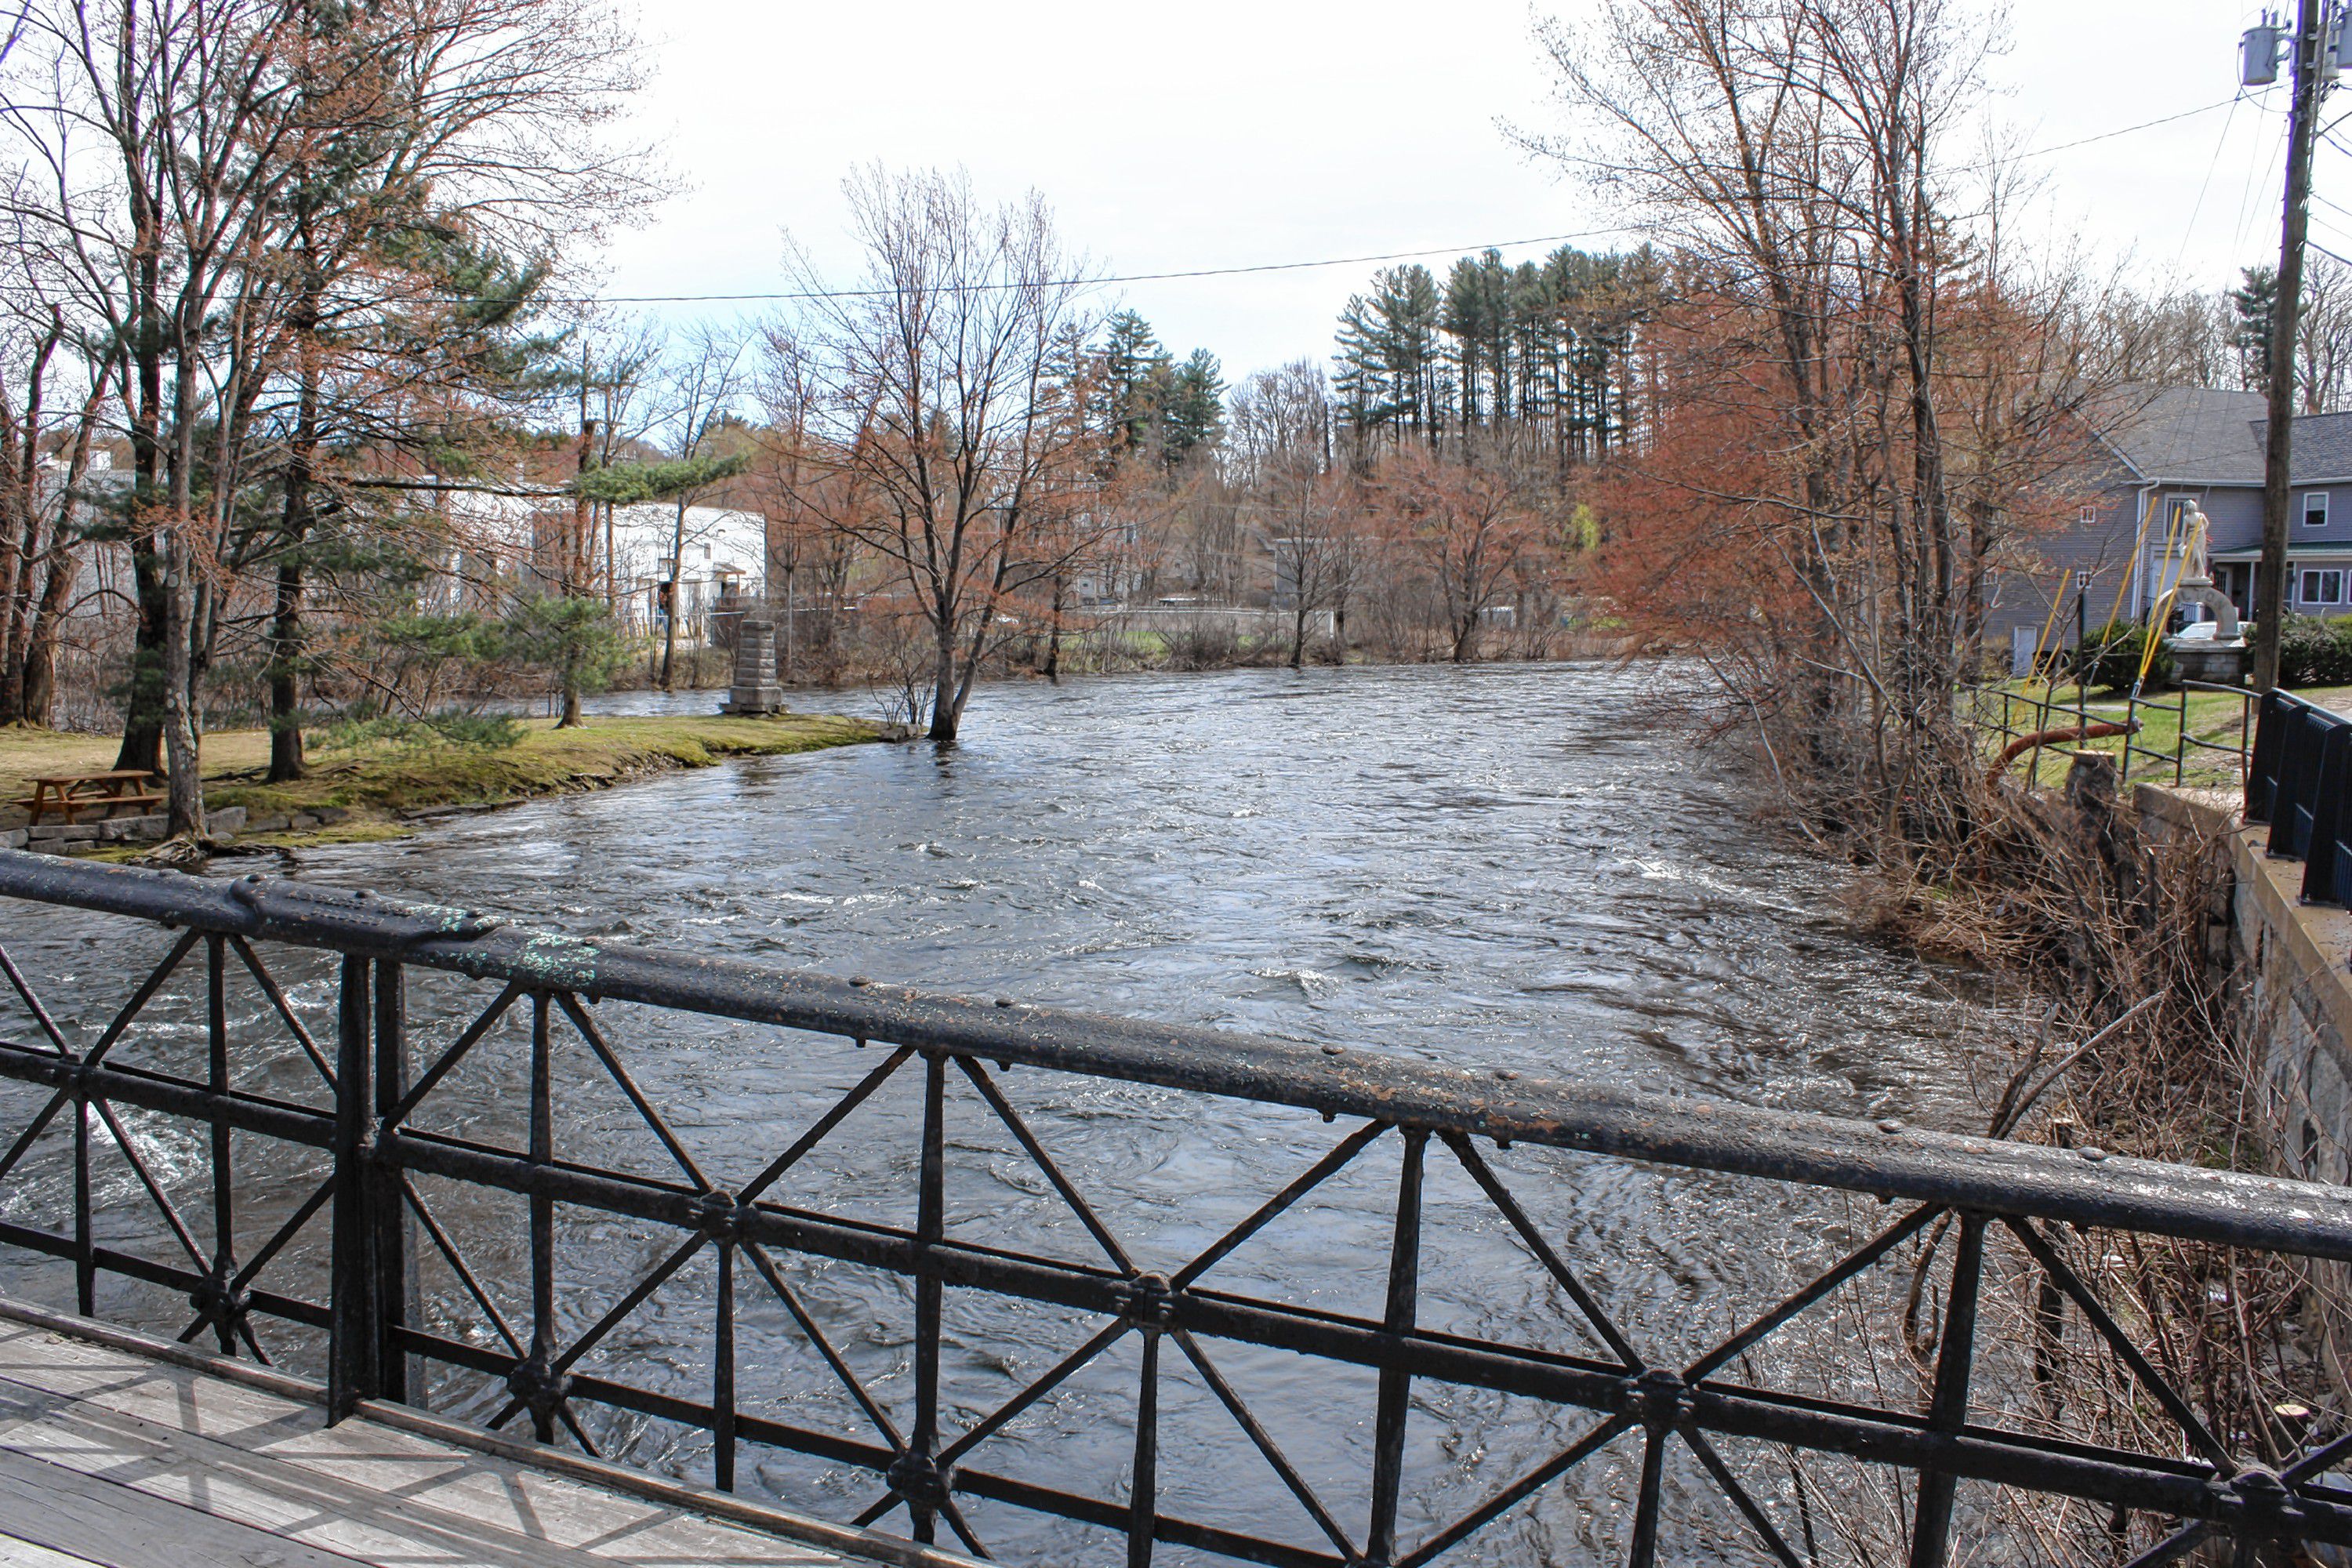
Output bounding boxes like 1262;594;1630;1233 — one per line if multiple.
2278;612;2352;688
2074;619;2174;694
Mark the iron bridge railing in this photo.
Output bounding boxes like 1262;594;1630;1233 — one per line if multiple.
0;851;2350;1566
2247;688;2352;906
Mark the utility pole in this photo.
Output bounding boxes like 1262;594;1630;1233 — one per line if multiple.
2255;0;2336;690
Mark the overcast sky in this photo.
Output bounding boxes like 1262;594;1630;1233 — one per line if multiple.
594;0;2334;380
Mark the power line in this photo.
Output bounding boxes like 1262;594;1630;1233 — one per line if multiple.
1973;94;2242;170
503;100;2240;312
550;226;1649;308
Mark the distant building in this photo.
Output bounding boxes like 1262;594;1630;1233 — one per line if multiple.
604;503;767;638
425;489;766;644
1986;387;2343;671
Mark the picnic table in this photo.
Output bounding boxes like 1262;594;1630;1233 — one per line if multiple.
16;769;166;826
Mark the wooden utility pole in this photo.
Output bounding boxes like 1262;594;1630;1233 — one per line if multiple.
2256;0;2330;690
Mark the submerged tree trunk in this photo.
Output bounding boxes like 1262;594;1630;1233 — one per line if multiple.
1043;569;1065;681
927;612;959;742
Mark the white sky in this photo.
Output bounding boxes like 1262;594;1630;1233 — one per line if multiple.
596;0;2332;382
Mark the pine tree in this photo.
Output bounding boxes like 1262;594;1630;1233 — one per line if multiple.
2233;265;2282;391
1096;309;1171;454
1160;349;1225;466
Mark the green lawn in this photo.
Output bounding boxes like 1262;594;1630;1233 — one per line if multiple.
2;711;891;840
1971;681;2352;791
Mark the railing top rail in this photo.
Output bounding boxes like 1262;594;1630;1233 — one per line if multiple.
2266;687;2352;726
5;848;2349;1261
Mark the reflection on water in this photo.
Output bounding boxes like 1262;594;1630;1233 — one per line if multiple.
0;663;2013;1565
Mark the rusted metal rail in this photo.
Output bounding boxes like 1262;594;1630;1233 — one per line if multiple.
0;851;2347;1567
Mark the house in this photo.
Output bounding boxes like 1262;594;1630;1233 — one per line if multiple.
423;489;766;644
1990;386;2352;672
602;503;767;638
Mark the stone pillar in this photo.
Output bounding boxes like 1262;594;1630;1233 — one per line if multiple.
719;615;784;715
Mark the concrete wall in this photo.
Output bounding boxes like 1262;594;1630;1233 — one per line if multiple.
2140;782;2352;1399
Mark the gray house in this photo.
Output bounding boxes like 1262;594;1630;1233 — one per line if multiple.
1987;387;2352;672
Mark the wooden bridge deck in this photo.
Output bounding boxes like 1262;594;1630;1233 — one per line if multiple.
0;1301;960;1568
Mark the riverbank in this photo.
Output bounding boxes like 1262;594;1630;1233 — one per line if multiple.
0;711;893;851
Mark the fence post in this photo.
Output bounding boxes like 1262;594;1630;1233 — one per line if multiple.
1367;1127;1426;1566
1907;1214;1986;1568
328;955;375;1421
908;1051;948;1546
372;959;412;1404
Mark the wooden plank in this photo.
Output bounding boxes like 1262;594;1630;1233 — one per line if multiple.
0;1324;857;1566
0;1537;104;1568
0;1303;975;1568
0;1442;363;1568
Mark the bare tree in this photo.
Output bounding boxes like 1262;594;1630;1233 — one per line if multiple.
1370;445;1534;662
1231;360;1342;668
0;0;648;836
649;325;748;691
782;165;1101;742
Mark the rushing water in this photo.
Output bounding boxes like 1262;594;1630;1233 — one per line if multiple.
0;663;2015;1564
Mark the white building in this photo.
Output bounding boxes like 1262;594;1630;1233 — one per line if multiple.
604;503;767;637
425;489;767;643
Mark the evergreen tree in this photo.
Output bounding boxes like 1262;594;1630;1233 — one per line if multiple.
2233;264;2282;391
1159;349;1225;466
1096;309;1171;454
1333;245;1659;461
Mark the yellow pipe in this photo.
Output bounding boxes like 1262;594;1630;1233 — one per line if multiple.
2027;567;2071;688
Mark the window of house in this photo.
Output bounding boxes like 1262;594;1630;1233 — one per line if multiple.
2310;492;2332;528
2078;504;2096;528
2303;568;2345;604
700;543;712;561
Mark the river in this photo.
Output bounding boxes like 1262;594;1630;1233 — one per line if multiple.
0;662;2016;1564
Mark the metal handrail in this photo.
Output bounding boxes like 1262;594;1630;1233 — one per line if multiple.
0;852;2347;1566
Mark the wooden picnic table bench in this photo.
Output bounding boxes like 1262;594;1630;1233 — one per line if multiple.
15;769;166;826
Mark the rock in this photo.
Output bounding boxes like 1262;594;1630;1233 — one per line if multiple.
310;806;349;825
0;829;25;849
28;823;98;844
209;806;247;835
289;812;318;830
247;813;292;834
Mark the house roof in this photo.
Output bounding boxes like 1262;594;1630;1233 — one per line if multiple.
2101;386;2268;484
2251;408;2352;482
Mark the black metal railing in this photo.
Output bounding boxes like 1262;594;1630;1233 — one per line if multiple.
2246;689;2352;907
1964;678;2257;792
2;851;2351;1566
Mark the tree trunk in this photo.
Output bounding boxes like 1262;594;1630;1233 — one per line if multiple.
161;532;204;839
1043;570;1065;681
114;533;166;773
927;613;959;742
267;558;306;779
20;536;77;727
659;499;685;691
267;348;319;780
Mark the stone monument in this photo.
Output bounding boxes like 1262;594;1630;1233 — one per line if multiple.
2163;505;2250;687
719;614;785;715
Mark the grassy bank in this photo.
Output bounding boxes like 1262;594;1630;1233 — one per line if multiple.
1974;681;2352;790
1;711;891;844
